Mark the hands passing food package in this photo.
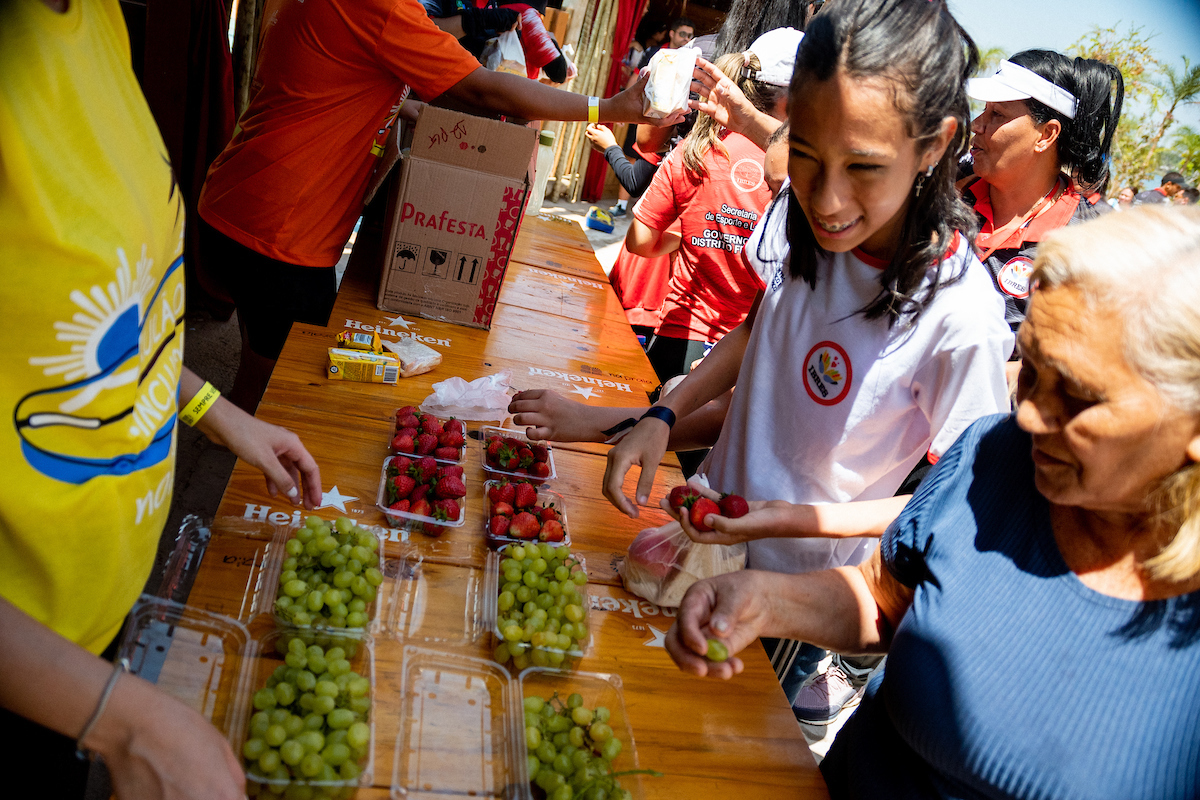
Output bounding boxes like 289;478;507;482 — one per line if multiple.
643;46;700;119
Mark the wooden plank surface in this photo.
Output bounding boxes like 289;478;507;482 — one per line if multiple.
180;213;827;800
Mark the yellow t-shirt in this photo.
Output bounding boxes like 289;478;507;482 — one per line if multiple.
0;0;185;654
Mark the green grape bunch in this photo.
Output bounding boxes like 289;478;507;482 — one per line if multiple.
523;692;633;800
493;542;589;671
243;637;371;798
275;516;383;629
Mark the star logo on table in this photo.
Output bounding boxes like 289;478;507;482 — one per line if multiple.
316;485;359;513
383;315;414;330
643;624;667;649
568;385;599;400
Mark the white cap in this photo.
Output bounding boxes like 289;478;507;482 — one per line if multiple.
967;60;1077;120
744;27;804;87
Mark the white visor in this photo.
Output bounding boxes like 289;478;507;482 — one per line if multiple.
966;60;1077;120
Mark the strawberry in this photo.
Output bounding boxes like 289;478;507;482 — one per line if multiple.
388;499;410;513
540;519;565;543
437;465;465;480
445;418;465;435
499;447;520;470
434;475;467;499
434;446;461;461
409;498;432;519
391;433;415;454
410;484;430;503
718;493;750;518
539;504;559;522
396;426;418;439
488;481;515;505
396;405;418;418
668;484;700;511
432;498;460;521
514;482;537;510
391;474;416;499
493;501;515;517
530;461;551;480
488;515;511;538
486;437;506;458
397;414;420;430
416;433;438;456
509;511;541;540
391;456;413;474
690;497;720;532
419;415;443;434
503;437;523;450
438;431;465;448
409;457;437;482
530;444;549;462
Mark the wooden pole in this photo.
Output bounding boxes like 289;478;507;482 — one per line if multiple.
231;0;263;117
567;0;618;202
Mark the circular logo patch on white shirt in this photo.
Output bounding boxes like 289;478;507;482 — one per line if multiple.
997;256;1034;299
803;341;852;405
730;158;765;193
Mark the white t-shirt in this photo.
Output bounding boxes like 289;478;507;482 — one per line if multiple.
702;187;1014;574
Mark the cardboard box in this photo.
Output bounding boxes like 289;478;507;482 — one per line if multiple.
377;106;537;329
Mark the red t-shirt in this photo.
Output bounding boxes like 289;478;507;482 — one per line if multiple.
633;132;771;342
199;0;481;267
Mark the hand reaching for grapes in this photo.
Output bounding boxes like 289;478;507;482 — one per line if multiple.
666;570;780;679
88;674;246;800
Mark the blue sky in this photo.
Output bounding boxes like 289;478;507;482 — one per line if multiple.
948;0;1200;127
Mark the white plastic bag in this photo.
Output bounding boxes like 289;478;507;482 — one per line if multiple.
420;371;512;421
619;520;747;608
485;30;527;76
380;337;442;378
642;47;700;119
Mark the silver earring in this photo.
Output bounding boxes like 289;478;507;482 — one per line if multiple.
914;164;935;197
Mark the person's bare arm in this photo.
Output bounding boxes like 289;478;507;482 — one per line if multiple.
0;598;245;799
666;548;914;678
625;217;682;258
669;494;913;546
431;15;465;38
443;69;682;126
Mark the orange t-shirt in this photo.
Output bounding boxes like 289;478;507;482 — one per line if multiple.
199;0;481;266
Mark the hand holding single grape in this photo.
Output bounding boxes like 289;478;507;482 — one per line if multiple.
666;570;779;678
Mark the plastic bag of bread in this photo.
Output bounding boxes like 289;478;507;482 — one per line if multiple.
619;519;747;608
642;46;700;119
381;336;442;378
483;30;527;77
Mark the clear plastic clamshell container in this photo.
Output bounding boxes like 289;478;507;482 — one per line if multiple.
483;480;571;551
391;645;527;799
259;517;387;634
241;627;377;796
377;456;468;534
119;595;254;753
478;426;557;484
390;408;467;465
484;545;592;671
386;552;486;647
518;668;645;800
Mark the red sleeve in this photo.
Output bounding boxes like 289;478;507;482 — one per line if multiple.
376;0;482;101
631;144;696;231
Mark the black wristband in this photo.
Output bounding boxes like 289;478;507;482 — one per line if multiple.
640;406;676;428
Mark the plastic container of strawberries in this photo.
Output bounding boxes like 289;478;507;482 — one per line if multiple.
478;425;556;484
376;456;467;535
483;479;570;551
389;408;467;465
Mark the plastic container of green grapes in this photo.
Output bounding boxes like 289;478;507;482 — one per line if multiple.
241;626;377;796
119;596;254;755
483;480;571;551
384;553;488;647
263;517;388;634
376;455;469;534
390;645;527;799
517;668;645;800
484;543;592;672
478;425;557;484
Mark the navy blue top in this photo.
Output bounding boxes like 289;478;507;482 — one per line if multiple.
821;414;1200;800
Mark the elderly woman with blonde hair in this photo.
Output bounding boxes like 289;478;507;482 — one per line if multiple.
666;205;1200;799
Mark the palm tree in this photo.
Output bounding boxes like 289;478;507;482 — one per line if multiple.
1141;57;1200;176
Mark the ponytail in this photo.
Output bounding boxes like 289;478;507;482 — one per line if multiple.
1008;50;1124;194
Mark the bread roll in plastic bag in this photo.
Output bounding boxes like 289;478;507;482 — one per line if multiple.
642;47;700;119
381;337;442;377
484;30;526;76
619;520;746;608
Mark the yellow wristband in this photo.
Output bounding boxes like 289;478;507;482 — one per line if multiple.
588;96;600;124
179;382;221;427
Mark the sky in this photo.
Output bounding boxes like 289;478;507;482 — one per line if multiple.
948;0;1200;128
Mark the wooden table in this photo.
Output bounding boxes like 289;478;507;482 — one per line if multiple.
178;216;828;799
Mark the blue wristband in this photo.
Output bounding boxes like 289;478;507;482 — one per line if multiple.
640;406;676;428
